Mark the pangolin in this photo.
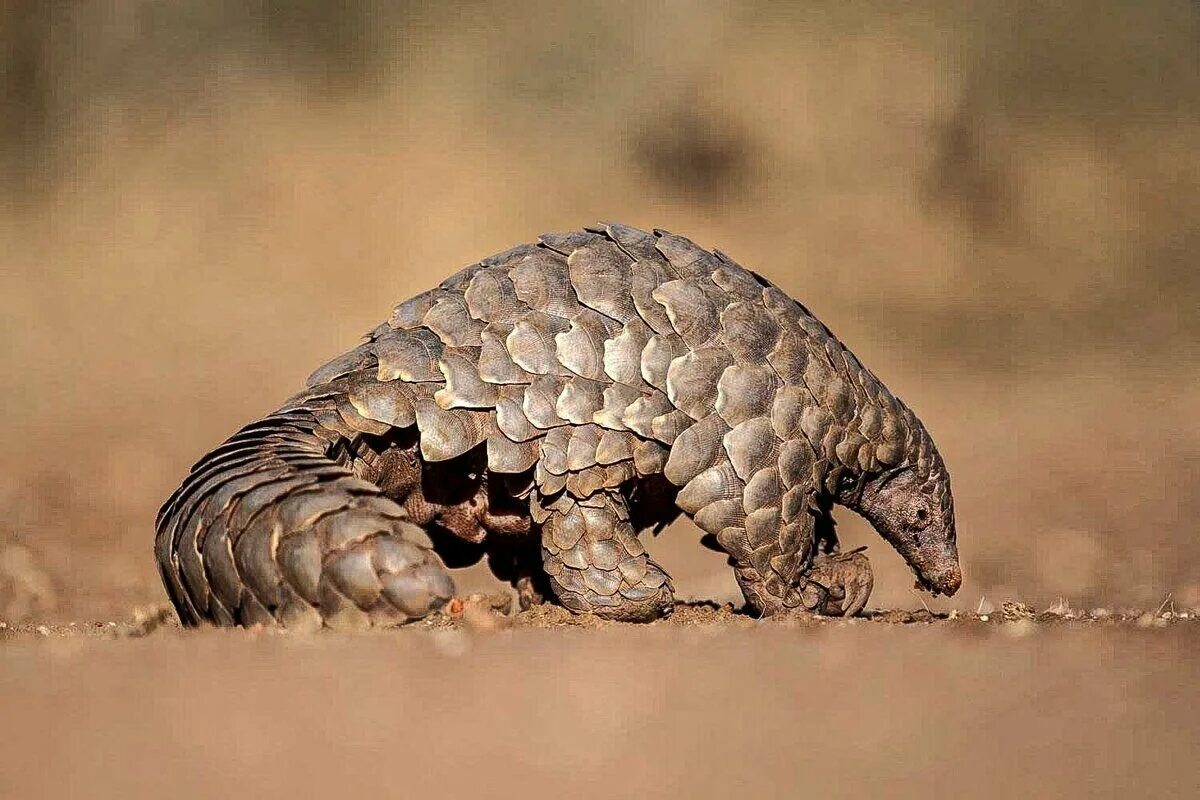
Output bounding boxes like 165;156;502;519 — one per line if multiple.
155;223;960;629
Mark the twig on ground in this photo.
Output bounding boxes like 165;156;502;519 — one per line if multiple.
912;590;930;613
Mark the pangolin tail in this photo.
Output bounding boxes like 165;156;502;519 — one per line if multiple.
154;403;454;630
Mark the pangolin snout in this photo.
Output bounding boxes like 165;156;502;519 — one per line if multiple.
916;562;962;597
932;564;961;596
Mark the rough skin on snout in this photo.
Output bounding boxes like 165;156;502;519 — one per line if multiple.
155;223;959;629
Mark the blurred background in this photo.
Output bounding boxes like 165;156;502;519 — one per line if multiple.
2;0;1197;622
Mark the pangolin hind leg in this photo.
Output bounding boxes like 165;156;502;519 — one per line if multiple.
538;492;674;621
485;536;549;611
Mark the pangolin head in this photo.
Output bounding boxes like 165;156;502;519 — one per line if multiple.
846;427;960;597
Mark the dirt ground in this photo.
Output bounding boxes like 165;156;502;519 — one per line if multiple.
2;604;1198;799
2;2;1199;798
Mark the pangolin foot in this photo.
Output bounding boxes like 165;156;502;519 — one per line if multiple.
806;550;874;617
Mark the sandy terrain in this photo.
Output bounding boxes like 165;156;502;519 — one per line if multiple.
2;606;1198;799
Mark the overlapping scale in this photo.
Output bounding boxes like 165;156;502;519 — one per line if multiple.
568;241;637;322
521;375;570;429
630;264;677;334
423;295;484;347
555;309;618;381
665;346;733;420
715;364;778;427
414;400;487;461
538;230;604;255
720;301;781;363
723;418;780;481
640;333;688;390
603;317;651;387
478;322;534;384
621;391;674;438
495;386;543;442
651;278;722;348
595;429;637;465
664;414;731;486
435;348;498;409
596;221;663;263
507;311;571;375
374;328;444;382
676;460;741;514
510;250;580;318
463;267;524;324
653;229;721;279
555;376;605;425
593;384;642;431
345;374;417;428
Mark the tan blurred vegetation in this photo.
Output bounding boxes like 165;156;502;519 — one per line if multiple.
2;0;1198;621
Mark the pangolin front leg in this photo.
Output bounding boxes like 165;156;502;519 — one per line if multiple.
804;550;874;617
539;493;674;622
699;492;872;617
